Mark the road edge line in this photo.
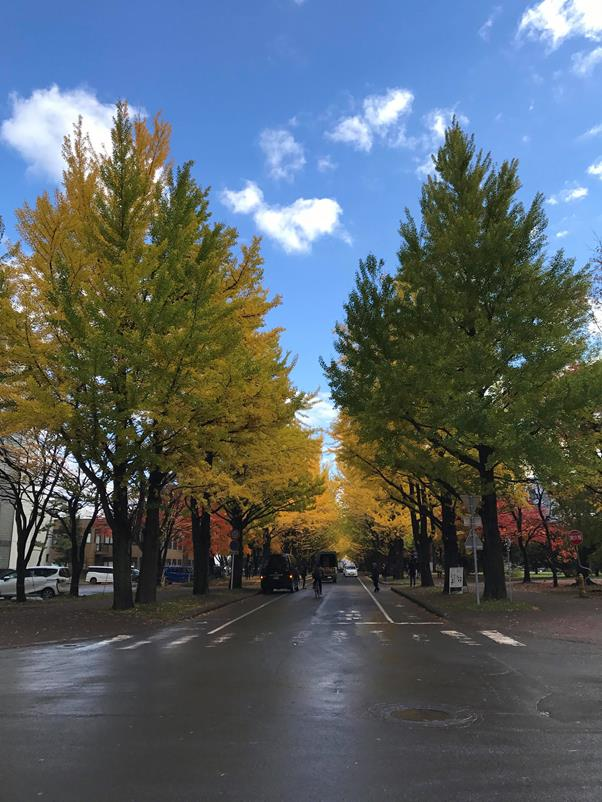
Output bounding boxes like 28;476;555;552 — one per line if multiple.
391;586;448;619
357;577;395;623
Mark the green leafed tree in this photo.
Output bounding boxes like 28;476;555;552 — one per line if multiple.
324;122;595;599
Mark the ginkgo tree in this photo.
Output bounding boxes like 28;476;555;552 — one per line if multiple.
2;103;313;609
324;122;596;599
214;420;324;588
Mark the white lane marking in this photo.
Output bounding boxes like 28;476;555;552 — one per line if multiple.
119;640;152;651
480;630;525;647
441;630;480;646
207;595;285;635
310;621;440;626
165;635;199;649
357;577;394;623
76;635;132;651
412;633;429;642
205;632;234;648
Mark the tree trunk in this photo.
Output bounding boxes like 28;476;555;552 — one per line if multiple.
478;447;507;600
441;494;460;593
136;469;164;604
195;508;211;595
69;534;81;597
410;483;434;587
231;516;244;590
388;538;405;580
15;541;27;603
111;474;134;611
518;536;531;583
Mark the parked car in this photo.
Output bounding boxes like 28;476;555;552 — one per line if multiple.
163;566;193;584
343;563;358;577
0;565;70;599
260;554;299;593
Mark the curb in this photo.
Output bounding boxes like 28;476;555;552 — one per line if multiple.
391;586;448;619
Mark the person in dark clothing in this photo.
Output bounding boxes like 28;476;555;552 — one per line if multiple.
312;564;323;597
408;555;418;588
371;562;380;592
300;561;307;589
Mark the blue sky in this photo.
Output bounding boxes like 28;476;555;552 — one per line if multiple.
2;0;602;429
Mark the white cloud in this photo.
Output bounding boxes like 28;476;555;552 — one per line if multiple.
259;128;305;181
587;159;602;178
297;392;338;430
0;85;142;180
547;184;589;203
518;0;602;49
327;87;413;152
578;122;602;138
221;181;348;254
479;6;502;41
328;114;373;152
221;182;263;214
363;88;413;129
556;229;570;237
572;45;602;74
415;108;469;178
317;155;337;172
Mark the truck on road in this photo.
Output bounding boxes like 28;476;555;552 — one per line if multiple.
314;550;338;583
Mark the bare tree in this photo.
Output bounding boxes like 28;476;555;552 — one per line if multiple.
47;460;101;596
0;431;65;602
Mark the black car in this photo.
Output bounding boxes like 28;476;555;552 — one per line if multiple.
260;554;300;593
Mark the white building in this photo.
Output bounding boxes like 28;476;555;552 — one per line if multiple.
0;500;51;569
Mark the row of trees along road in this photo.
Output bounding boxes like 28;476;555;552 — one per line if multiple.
323;122;601;600
0;104;323;608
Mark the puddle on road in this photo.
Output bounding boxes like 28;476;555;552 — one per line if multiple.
391;708;451;722
370;702;479;728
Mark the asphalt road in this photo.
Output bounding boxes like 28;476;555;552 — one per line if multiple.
1;577;601;802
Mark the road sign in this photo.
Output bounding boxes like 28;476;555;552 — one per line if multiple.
465;532;483;551
463;514;482;528
568;530;583;545
449;566;464;593
229;540;240;553
460;495;479;514
230;529;240;541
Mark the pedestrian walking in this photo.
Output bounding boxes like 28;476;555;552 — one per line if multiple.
408;555;418;588
300;561;307;589
371;562;380;592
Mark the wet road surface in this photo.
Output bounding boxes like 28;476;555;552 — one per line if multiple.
1;577;601;801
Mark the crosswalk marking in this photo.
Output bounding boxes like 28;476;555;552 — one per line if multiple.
441;630;480;646
165;635;199;649
480;630;525;647
205;632;234;648
119;640;152;651
76;635;132;651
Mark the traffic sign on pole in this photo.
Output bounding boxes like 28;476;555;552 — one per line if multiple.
230;529;240;541
568;530;583;545
229;540;240;553
460;495;480;514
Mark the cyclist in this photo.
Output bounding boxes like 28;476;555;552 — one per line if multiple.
312;563;323;598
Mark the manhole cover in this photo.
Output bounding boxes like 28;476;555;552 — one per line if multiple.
370;703;478;728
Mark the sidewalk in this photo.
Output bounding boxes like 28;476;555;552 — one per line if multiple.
390;578;602;646
0;578;261;649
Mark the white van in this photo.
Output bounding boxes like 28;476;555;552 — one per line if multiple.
85;566;114;584
0;566;70;599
